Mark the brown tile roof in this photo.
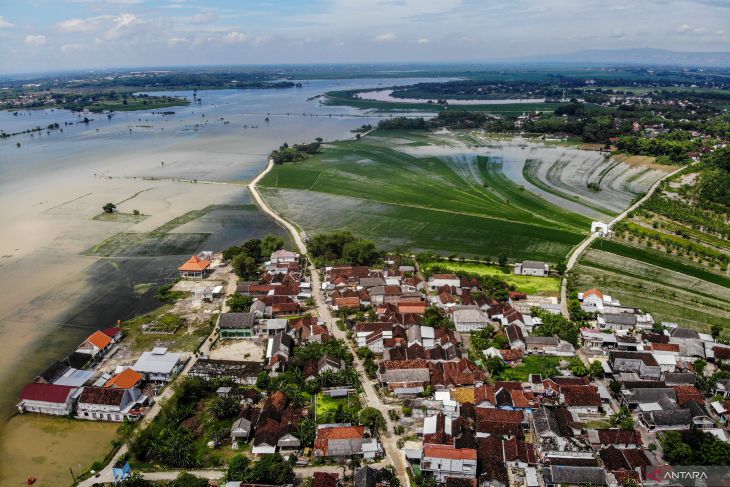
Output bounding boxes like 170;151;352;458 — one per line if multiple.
334;297;360;308
499;349;523;362
78;386;126;406
312;472;339;487
314;425;365;455
651;343;680;352
714;346;730;360
475;408;524;423
562;385;601;407
596;429;641;445
672;385;705;406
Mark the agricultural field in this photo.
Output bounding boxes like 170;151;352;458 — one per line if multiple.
260;132;595;262
573;159;730;335
422;261;560;295
574;245;730;336
521;150;676;218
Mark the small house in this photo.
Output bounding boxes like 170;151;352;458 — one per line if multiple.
132;347;184;382
514;261;549;277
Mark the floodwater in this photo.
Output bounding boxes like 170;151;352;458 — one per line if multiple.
357;89;546;105
0;77;440;486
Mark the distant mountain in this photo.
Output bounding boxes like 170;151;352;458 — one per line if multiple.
509;48;730;67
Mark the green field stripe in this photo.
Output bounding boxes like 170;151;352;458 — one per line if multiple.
589;239;730;288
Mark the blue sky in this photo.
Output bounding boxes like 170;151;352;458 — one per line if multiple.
0;0;729;73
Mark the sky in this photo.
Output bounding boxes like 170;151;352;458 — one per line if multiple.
0;0;729;74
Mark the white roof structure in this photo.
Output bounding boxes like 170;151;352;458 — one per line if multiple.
53;368;95;387
133;348;182;374
423;414;452;436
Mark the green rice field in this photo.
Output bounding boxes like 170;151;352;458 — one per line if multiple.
260;132;590;262
574;245;730;336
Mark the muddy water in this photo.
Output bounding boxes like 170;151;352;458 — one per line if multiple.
0;415;119;487
0;77;441;486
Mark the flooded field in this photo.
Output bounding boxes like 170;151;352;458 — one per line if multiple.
0;77;440;485
0;414;120;486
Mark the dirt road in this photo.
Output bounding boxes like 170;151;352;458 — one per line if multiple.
249;160;410;487
559;164;687;317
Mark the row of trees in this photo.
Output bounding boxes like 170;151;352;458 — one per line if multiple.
309;231;381;266
269;140;322;164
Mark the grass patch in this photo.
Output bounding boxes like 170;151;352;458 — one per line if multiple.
122;305;215;352
315;393;362;425
86;204;255;257
93;212;149;223
423;261;560;295
496;356;580;382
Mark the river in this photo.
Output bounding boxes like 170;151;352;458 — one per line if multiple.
0;77;440;486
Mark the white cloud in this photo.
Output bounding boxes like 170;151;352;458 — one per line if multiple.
60;43;85;53
0;16;14;28
374;32;396;42
57;17;104;32
223;31;248;43
167;36;186;46
25;34;47;47
189;10;218;25
610;29;626;39
105;13;140;39
417;37;430;44
676;23;691;33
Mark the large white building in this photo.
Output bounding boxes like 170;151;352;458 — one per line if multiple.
421;444;477;482
132;347;184;382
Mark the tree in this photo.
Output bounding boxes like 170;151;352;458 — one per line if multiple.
497;254;508;267
608;380;622;396
103;202;117;213
555;260;567;274
484;356;505;377
232;253;258;280
209;395;240;420
226;293;253;312
169;472;209;487
297;416;317;447
610;406;635;430
119;473;151;487
711;324;722;340
589;360;604;378
242;239;262;261
222;245;243;262
247;453;295;485
359;407;386;432
226;454;251;481
261;235;284;258
570;361;588;377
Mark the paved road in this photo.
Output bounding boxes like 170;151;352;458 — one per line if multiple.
249;160;410;487
559;164;688;317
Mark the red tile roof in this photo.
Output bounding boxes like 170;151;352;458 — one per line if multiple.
105;368;143;389
596;429;642;445
102;327;122;338
334;297;361;308
583;288;604;300
314;425;365;455
423;444;476;460
178;255;210;272
430;274;458;280
79;386;126;405
85;330;112;350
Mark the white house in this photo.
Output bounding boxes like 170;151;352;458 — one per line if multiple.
269;249;299;265
591;221;610;236
428;273;460;290
514;261;549;277
76;386;146;422
421;444;477;483
132;347;184;382
452;308;490;332
17;383;77;416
